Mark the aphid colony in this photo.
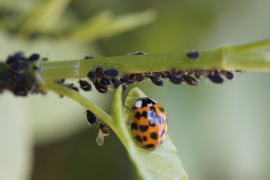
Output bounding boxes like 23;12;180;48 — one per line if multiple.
0;52;46;96
69;51;242;94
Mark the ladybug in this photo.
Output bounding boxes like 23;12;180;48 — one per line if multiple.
127;97;168;151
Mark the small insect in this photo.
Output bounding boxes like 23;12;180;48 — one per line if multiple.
79;80;92;91
86;110;98;126
104;69;119;78
183;75;198;86
220;70;234;80
111;78;127;91
128;51;147;55
84;55;94;59
186;51;199;59
133;74;145;83
167;74;183;85
28;53;40;61
194;70;205;79
87;70;96;80
68;83;79;92
120;75;135;85
33;66;42;71
149;76;163;86
95;67;104;78
94;80;108;94
207;70;224;84
126;97;168;151
96;123;109;146
41;57;48;61
100;78;112;86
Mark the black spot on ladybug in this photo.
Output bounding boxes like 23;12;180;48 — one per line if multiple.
150;132;158;140
160;129;165;138
186;51;199;58
149;119;156;127
149;107;156;117
131;122;138;130
159;107;164;113
135;112;141;120
157;116;163;124
142;111;148;118
143;144;155;149
139;125;148;132
143;136;147;141
135;135;143;143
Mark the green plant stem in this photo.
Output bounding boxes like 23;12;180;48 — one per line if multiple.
38;41;270;81
232;39;270;52
43;82;113;127
42;82;130;149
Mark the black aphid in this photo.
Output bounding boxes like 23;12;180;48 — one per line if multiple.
167;74;184;84
68;83;79;92
87;70;96;79
194;70;205;79
95;67;104;78
129;51;147;55
94;80;108;94
60;79;65;84
84;55;94;59
71;87;79;92
86;110;97;126
28;53;40;61
186;51;199;59
105;69;119;78
6;55;19;64
33;66;42;71
220;71;234;80
207;71;224;84
149;76;163;86
120;75;135;85
79;80;92;91
183;75;198;86
133;74;145;83
111;78;127;91
100;78;111;86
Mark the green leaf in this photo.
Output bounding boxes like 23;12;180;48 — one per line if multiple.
71;9;157;43
112;87;188;180
19;0;71;34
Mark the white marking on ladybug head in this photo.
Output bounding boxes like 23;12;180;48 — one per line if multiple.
147;103;153;107
135;100;143;108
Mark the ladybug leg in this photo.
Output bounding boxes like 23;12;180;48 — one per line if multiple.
124;106;136;111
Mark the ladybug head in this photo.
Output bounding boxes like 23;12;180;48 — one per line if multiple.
135;97;157;108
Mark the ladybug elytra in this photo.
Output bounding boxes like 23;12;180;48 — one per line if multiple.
127;97;168;151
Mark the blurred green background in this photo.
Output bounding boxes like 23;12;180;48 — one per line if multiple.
1;0;270;180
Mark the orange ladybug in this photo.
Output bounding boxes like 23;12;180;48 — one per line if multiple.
127;97;168;151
